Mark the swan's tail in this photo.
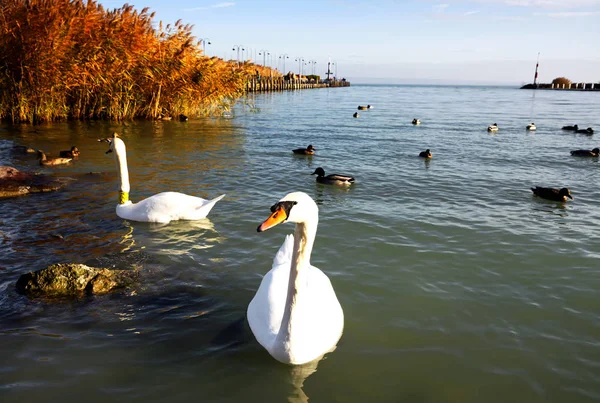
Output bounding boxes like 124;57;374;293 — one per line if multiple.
186;194;225;220
273;234;294;267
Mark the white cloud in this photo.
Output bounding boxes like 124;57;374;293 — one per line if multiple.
212;2;235;8
433;3;450;12
486;0;600;8
464;10;481;14
185;2;235;11
534;10;600;16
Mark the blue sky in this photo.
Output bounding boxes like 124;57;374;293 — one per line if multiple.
98;0;599;84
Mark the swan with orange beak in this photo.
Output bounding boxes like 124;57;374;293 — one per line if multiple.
249;192;344;365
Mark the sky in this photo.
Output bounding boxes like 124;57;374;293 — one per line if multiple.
98;0;600;84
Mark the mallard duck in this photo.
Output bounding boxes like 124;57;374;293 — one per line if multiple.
412;118;421;125
353;112;359;118
102;133;225;223
419;149;432;158
59;146;80;158
38;150;72;166
526;123;536;131
311;167;355;185
249;192;344;365
531;186;573;202
575;127;594;135
570;148;599;157
357;105;367;110
179;114;188;121
562;124;578;131
292;145;316;155
487;123;498;132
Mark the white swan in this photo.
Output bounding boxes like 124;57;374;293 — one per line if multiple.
105;133;224;223
248;192;344;365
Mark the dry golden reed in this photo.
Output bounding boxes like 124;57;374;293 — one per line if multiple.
0;0;279;123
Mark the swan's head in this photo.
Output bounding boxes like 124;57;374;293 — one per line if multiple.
102;133;125;155
257;192;318;232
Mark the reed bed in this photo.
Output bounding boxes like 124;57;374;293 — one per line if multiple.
0;0;279;123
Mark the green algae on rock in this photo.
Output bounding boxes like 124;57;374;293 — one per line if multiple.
16;263;137;297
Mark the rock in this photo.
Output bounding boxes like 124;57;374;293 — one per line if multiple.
16;263;137;297
0;166;66;198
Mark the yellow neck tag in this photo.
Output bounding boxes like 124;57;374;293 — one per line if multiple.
119;191;129;204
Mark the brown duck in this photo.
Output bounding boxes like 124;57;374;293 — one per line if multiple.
59;146;80;158
38;150;72;166
570;148;599;157
531;187;573;202
419;149;432;158
292;145;316;155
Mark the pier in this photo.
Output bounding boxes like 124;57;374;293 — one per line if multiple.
521;82;599;91
245;77;350;92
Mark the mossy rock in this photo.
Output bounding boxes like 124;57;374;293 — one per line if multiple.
0;166;66;198
16;263;137;297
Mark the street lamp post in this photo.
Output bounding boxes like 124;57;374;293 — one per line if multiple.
279;54;289;74
259;50;270;67
232;45;245;65
295;57;304;76
200;38;211;55
307;60;317;75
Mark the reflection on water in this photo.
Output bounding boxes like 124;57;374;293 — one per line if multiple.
286;358;321;403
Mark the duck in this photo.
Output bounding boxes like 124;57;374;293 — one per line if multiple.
59;146;80;158
419;149;432;158
248;191;344;365
526;123;536;131
562;124;579;131
357;105;367;110
103;133;224;223
531;186;573;202
575;127;594;135
179;114;189;121
311;167;355;185
353;112;359;118
570;147;599;157
412;118;421;125
487;123;498;132
38;150;72;166
367;104;373;109
292;145;316;155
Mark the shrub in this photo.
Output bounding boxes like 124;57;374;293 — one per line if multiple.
0;0;277;123
552;77;572;86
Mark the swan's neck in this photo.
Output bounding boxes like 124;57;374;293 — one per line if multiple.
115;143;130;204
276;217;318;348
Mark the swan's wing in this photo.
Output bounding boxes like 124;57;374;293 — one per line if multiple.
247;234;294;350
295;265;344;357
118;192;224;223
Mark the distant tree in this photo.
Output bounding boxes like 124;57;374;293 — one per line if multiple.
552;77;572;86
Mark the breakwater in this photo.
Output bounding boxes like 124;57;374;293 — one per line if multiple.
521;82;599;91
246;77;350;92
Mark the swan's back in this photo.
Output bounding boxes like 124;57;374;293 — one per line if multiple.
116;192;224;223
247;234;344;364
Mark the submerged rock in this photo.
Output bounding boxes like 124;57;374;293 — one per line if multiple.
16;263;137;297
0;166;66;198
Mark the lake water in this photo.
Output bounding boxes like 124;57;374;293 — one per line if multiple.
0;85;599;403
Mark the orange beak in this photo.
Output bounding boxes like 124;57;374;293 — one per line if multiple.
257;206;288;232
